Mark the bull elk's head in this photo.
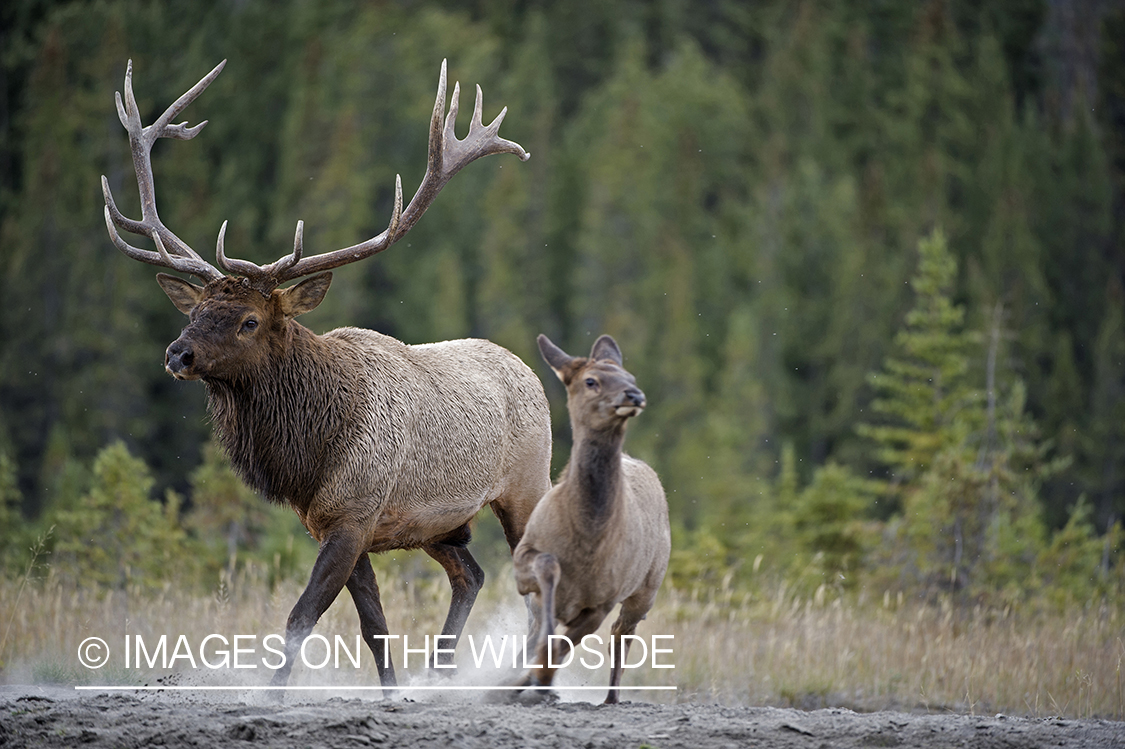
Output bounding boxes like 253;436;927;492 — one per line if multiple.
101;59;529;381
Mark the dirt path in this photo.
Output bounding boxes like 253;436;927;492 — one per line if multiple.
2;686;1122;748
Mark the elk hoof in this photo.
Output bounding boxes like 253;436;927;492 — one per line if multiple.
517;687;559;706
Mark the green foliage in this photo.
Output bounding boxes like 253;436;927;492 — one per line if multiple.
858;229;979;487
0;449;29;570
791;462;879;585
859;231;1096;604
0;0;1122;610
50;441;193;591
667;524;731;593
15;438;316;594
1036;499;1123;608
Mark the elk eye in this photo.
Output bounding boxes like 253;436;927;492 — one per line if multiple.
241;318;259;332
585;377;597;389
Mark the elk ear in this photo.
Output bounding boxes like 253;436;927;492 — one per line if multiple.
278;272;332;318
157;273;205;315
537;334;579;384
590;334;623;366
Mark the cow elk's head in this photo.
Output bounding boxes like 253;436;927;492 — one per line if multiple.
101;59;529;381
537;334;646;433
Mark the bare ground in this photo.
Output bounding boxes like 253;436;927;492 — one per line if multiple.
1;686;1122;748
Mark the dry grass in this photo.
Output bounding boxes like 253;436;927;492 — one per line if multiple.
1;558;1121;719
646;583;1123;719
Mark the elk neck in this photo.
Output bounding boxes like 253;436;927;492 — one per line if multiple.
563;419;628;526
204;321;358;513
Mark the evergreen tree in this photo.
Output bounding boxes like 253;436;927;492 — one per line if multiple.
858;229;979;491
475;9;558;366
1085;289;1125;529
791;461;879;587
184;440;268;576
50;441;192;591
862;230;1069;596
1;0;1123;594
183;439;311;585
1035;496;1123;607
564;37;749;527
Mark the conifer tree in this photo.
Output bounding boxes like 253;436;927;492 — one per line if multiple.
858;229;979;490
792;461;879;587
862;229;1074;596
51;442;192;591
184;440;272;578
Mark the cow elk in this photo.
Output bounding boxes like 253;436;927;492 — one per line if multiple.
513;334;671;704
101;59;552;689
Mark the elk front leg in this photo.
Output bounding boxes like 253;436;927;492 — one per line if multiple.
529;553;559;682
522;551;597;690
509;547;557;691
424;534;484;669
539;605;612;691
270;533;363;687
346;552;397;688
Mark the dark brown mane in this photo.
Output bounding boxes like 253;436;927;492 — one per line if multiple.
205;323;357;511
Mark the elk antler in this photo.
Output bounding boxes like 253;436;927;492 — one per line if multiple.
218;58;531;293
104;59;529;293
101;59;226;283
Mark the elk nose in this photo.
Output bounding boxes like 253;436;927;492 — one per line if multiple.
625;387;646;408
165;339;194;374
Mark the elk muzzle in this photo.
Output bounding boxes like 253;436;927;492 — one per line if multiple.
165;338;198;380
614;387;646;417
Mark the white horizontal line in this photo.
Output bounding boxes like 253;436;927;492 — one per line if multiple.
77;683;675;692
74;683;679;692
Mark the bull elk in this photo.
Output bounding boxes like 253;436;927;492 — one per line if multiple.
513;334;671;704
100;59;552;689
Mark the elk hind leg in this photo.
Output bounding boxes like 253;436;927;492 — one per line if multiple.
550;605;612;686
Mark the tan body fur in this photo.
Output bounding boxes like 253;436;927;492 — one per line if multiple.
231;327;552;551
517;456;667;626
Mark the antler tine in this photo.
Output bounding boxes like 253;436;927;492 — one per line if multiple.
102;174;147;237
152;224;225;280
103;206;224;281
215;218;313;290
102;59;226;283
150;60;226;141
261;60;527;287
215;220;261;278
275;220;306;274
398;63;530;237
259;220;306;278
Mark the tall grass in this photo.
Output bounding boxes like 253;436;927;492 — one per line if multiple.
647;582;1122;718
0;558;1120;719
